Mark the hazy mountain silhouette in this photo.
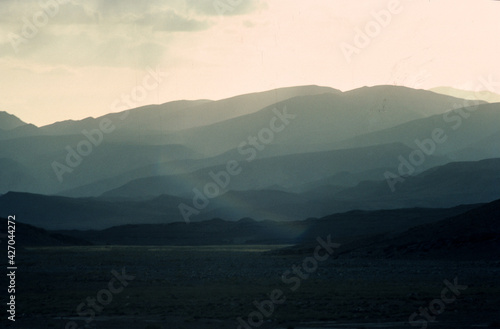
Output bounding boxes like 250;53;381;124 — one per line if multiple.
1;85;500;233
0;192;191;230
0;158;40;194
0;86;342;194
39;85;339;137
431;86;500;103
453;130;500;160
2;158;499;230
333;102;500;160
0;135;200;195
172;85;474;156
100;142;446;199
0;111;27;130
331;158;500;209
53;203;481;246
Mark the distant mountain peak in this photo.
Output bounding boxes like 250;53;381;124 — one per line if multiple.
0;111;27;130
430;86;500;103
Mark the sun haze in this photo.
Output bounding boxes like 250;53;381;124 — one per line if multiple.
0;0;498;126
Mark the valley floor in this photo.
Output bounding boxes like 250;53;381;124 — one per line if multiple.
4;245;500;329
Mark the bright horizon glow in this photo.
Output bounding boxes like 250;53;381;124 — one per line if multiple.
0;0;499;126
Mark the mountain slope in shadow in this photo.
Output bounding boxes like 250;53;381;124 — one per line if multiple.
39;85;340;136
55;203;481;246
0;192;190;230
336;198;500;260
100;142;448;199
329;157;500;210
333;102;500;160
0;218;91;247
0;85;487;197
2;158;500;230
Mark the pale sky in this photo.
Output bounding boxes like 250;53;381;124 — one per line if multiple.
0;0;499;126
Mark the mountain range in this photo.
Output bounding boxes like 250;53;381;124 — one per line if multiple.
1;84;499;232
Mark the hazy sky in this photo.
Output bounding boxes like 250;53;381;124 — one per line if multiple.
1;0;499;126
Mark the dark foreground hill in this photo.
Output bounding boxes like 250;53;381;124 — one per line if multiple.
0;218;91;247
333;198;500;260
56;204;480;245
0;192;189;230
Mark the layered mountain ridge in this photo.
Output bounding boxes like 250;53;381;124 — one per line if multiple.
1;84;499;230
